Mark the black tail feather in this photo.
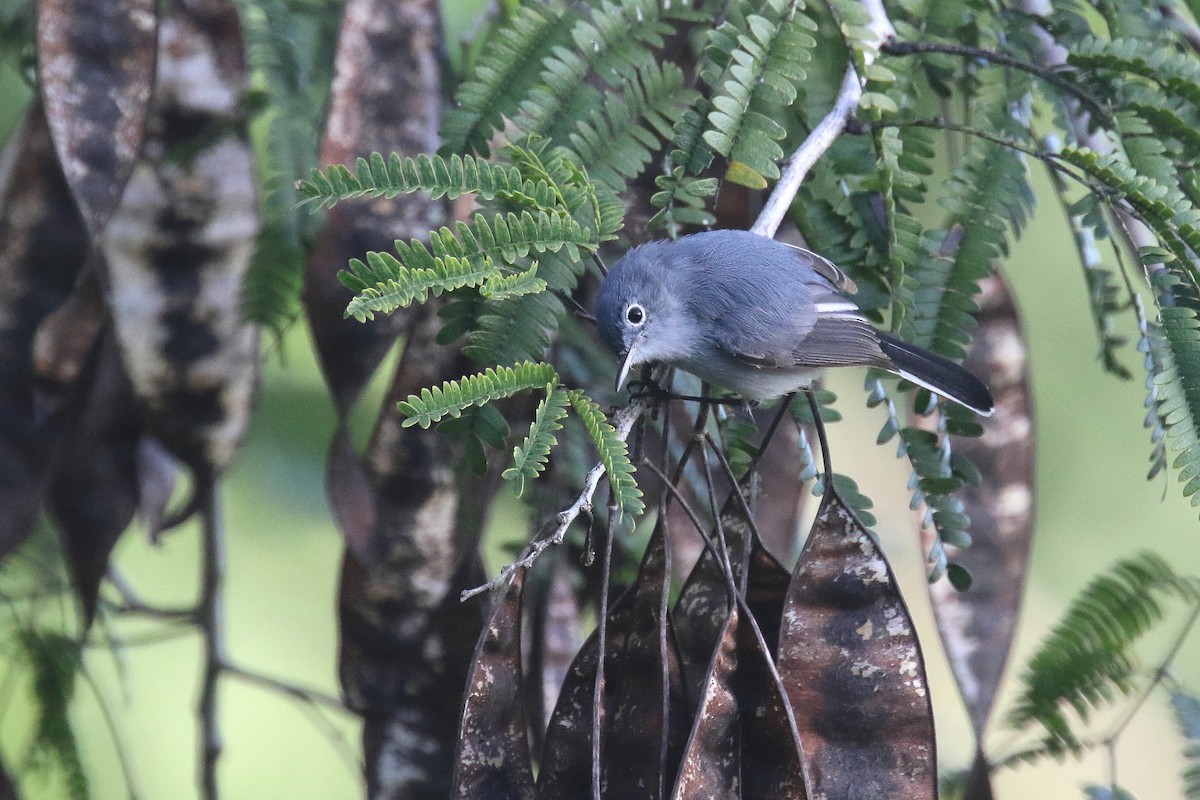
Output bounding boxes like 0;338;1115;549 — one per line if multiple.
877;332;995;416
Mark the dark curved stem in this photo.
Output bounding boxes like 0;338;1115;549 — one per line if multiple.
742;395;795;477
881;39;1115;128
805;389;834;484
591;499;618;800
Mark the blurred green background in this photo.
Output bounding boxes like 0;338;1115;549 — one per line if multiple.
1;2;1199;798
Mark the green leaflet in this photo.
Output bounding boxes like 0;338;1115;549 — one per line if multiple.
701;0;817;187
503;383;569;495
565;389;643;524
296;153;542;210
1148;306;1200;510
343;252;498;321
649;107;718;231
398;362;559;429
1007;552;1200;757
442;2;579;154
480;262;547;300
514;0;679;144
238;0;335;337
908;138;1032;360
339;209;594;321
1070;36;1200;112
567;62;699;190
19;631;87;800
1057;146;1200;272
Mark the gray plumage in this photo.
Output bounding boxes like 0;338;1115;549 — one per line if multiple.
595;230;994;416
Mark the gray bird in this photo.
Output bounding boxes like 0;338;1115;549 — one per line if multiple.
595;230;994;416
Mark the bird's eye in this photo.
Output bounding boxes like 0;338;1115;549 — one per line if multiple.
626;304;645;325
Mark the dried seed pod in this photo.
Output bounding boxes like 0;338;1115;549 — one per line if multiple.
0;103;92;558
100;0;260;492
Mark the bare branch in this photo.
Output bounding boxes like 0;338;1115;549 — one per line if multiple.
752;0;896;237
461;399;649;602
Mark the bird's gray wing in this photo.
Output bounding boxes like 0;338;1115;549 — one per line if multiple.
722;312;888;369
711;270;886;369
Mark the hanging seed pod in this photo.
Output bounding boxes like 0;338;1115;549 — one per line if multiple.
100;0;259;509
0;103;92;558
36;0;157;238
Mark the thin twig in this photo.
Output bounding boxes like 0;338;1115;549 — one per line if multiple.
220;663;350;715
78;666;142;799
751;66;861;238
461;400;650;601
591;498;618;800
198;481;226;800
992;597;1200;769
640;460;722;562
698;444;739;601
1103;597;1200;744
805;389;834;484
1017;0;1160;255
702;432;768;555
881;40;1114;127
741;395;795;477
654;409;672;800
222;663;364;778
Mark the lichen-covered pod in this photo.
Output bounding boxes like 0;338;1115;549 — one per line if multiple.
100;0;260;484
0;103;92;558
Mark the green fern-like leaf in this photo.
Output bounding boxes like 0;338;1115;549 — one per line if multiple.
908;138;1032;359
398;361;559;429
296;153;542;210
480;263;547;300
1171;688;1200;799
1057;146;1200;274
503;383;569;494
701;0;817;187
1147;304;1200;513
441;2;579;154
1069;37;1200;111
513;0;680;145
19;631;87;800
340;209;593;321
238;0;336;336
565;389;643;523
1007;552;1200;756
649;106;718;232
342;252;499;322
567;61;699;190
1137;296;1170;480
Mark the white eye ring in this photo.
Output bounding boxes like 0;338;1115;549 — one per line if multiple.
626;303;645;325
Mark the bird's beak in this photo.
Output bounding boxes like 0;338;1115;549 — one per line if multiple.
616;333;644;392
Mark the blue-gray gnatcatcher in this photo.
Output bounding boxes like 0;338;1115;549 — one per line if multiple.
595;230;994;416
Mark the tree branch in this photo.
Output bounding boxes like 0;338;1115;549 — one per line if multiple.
881;39;1115;128
751;0;896;237
461;399;649;601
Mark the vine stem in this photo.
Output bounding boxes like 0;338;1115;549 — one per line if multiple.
751;0;895;238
